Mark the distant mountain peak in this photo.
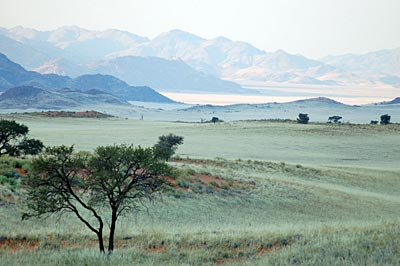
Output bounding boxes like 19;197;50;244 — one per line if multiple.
0;52;32;74
2;26;399;88
292;97;345;105
385;97;400;104
155;29;205;42
0;86;46;99
212;36;232;43
273;49;290;55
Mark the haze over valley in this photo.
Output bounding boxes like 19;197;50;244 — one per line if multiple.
1;1;400;265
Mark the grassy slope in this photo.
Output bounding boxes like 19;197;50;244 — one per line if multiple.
9;116;400;169
1;100;400;123
0;117;399;265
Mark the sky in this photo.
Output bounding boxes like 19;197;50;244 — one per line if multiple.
0;0;399;59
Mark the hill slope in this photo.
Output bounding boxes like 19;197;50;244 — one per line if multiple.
0;53;175;103
0;86;130;109
0;26;340;86
90;56;247;94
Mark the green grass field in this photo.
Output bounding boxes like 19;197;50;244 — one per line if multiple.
9;116;400;169
0;116;399;265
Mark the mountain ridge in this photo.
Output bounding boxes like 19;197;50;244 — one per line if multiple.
0;53;176;103
0;85;130;109
0;26;399;88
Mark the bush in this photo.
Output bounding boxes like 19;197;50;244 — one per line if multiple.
328;116;342;123
380;114;391;125
211;117;222;123
153;134;184;161
297;113;309;124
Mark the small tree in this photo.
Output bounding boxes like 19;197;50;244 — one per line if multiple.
211;117;220;123
23;142;173;254
380;114;391;125
297;113;309;124
370;120;378;125
153;134;184;161
328;116;342;124
0;120;44;156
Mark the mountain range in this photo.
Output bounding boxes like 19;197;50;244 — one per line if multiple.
1;26;399;89
0;52;174;104
0;86;130;109
0;26;247;94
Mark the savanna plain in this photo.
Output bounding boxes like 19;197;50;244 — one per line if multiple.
1;115;399;265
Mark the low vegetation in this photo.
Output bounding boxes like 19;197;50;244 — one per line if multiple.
296;113;309;124
20;111;114;119
0;120;44;157
0;118;399;265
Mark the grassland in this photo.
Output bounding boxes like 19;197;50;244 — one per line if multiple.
7;115;400;169
0;116;399;265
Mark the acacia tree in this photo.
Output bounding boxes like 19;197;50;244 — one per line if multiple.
23;146;106;252
380;114;391;125
87;145;170;253
23;140;181;254
0;120;44;156
328;116;342;124
297;113;309;124
153;133;184;161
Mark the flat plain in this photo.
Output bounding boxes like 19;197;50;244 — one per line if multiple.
0;115;399;265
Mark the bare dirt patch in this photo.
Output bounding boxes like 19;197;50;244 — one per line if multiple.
0;238;39;251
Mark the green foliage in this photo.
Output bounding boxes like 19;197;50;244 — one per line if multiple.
211;117;222;123
16;138;45;156
0;156;29;190
1;119;400;264
380;114;391;125
297;113;309;124
23;140;175;253
153;134;184;161
328;115;342;123
0;175;18;188
0;120;44;157
23;145;88;219
87;144;170;209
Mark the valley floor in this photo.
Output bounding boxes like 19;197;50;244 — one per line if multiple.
0;118;399;265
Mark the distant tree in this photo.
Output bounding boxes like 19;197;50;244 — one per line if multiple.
23;143;172;254
211;117;221;123
328;116;342;124
370;120;378;125
0;120;44;157
297;113;309;124
153;134;184;161
380;114;391;125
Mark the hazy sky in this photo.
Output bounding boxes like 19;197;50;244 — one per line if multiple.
1;0;399;58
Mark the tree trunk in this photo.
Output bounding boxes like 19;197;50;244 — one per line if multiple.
97;231;105;253
108;209;117;254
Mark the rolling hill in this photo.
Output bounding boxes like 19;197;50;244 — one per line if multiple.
383;97;400;105
0;86;130;109
90;56;247;94
0;53;175;103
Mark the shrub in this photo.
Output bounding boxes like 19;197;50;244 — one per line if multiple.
328;116;342;123
380;114;391;125
297;113;309;124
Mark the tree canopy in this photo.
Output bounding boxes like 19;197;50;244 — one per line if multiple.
380;114;391;125
153;133;184;161
297;113;310;124
0;120;44;157
328;116;342;124
23;135;183;254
